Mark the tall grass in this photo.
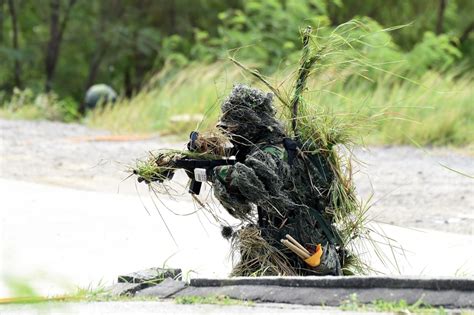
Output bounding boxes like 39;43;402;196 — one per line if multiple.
301;69;473;147
88;62;243;135
89;62;473;147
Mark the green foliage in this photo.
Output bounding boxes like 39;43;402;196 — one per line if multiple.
2;275;39;299
0;88;79;122
300;68;474;146
88;62;242;134
0;0;472;147
215;0;331;69
1;0;472;102
408;32;462;74
89;61;473;147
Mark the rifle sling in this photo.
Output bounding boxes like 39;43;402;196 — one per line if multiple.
307;206;343;246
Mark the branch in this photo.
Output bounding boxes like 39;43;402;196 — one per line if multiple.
229;56;288;107
460;21;474;44
58;0;77;40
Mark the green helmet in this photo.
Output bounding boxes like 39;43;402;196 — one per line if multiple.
84;84;117;110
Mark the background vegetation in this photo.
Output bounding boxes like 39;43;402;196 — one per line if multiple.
0;0;473;146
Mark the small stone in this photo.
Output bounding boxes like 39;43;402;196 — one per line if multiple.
118;267;182;285
105;282;142;296
135;278;187;298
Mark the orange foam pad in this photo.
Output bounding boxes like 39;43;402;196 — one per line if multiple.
304;244;323;267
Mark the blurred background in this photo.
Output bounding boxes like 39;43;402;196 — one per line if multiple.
0;0;473;145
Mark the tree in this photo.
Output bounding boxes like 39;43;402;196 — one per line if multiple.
0;0;4;44
44;0;77;92
83;2;115;93
436;0;447;35
7;0;21;88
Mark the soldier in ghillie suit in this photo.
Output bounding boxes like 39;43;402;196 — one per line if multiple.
195;84;345;276
133;27;368;277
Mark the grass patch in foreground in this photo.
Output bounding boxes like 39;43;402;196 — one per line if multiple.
340;293;450;314
175;295;253;306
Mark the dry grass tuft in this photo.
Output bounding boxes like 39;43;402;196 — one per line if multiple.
230;226;297;277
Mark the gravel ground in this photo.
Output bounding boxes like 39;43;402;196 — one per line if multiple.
0;118;472;235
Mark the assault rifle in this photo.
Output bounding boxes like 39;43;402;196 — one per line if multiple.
135;156;235;195
135;131;235;195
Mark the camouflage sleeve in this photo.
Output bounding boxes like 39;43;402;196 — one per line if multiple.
244;146;287;196
212;145;288;208
213;178;253;220
213;164;254;219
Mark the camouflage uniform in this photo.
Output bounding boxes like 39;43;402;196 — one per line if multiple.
211;84;343;276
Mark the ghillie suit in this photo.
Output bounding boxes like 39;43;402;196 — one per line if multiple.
205;84;345;276
133;26;380;277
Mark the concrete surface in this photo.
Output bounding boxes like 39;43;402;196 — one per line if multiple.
1;118;473;234
1;179;473;298
135;278;186;298
112;275;474;308
0;301;397;315
0;179;234;297
190;276;474;290
174;285;474;308
1;119;473;314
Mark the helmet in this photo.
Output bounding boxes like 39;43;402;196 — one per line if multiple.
84;84;117;110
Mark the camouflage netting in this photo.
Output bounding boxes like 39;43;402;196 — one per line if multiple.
218;84;286;147
211;84;346;276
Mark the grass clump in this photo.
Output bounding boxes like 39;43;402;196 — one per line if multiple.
341;293;448;314
89;63;473;146
175;295;253;306
0;88;79;122
230;226;298;277
88;62;244;135
132;133;229;184
0;282;110;305
301;70;474;147
132;150;219;183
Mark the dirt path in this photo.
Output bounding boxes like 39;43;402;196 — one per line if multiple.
1;119;472;235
